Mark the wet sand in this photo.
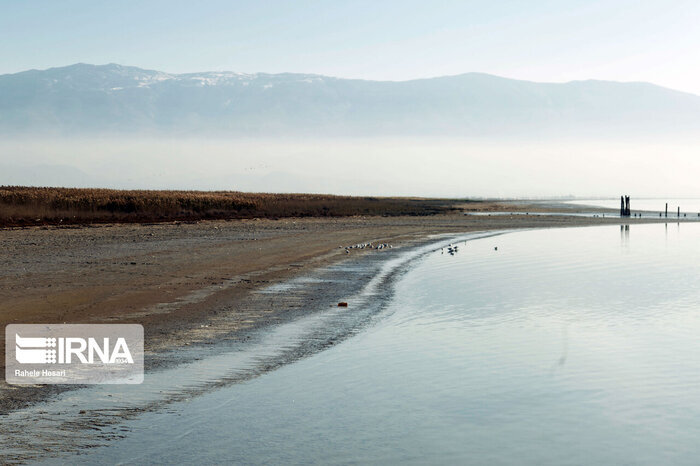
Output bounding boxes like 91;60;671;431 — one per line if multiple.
0;204;688;413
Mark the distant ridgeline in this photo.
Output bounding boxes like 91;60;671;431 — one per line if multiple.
1;64;700;136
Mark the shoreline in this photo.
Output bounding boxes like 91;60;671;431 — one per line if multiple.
3;230;518;463
0;209;694;416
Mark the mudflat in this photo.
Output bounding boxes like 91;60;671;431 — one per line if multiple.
0;206;682;411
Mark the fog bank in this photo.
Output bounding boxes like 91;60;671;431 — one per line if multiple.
1;137;697;199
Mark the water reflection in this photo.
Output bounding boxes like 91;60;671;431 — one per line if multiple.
620;224;629;250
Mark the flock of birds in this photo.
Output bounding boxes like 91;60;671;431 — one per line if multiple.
342;242;393;254
341;240;498;256
442;243;460;255
441;240;497;255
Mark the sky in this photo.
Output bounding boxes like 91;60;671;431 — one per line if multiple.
2;0;700;94
2;0;700;197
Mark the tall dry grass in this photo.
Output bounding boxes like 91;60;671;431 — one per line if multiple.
0;187;459;227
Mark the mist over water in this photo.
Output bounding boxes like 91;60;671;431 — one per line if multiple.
2;137;700;198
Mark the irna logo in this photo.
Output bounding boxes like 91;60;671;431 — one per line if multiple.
15;334;134;364
6;324;144;385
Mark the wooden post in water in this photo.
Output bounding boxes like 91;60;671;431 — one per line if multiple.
665;203;668;217
678;206;680;217
620;195;631;216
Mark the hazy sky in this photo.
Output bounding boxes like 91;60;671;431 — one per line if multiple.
3;1;700;197
2;0;699;94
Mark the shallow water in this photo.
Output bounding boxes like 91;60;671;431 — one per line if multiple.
568;198;700;215
35;224;700;464
465;211;610;218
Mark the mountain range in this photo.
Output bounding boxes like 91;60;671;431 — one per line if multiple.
1;63;699;137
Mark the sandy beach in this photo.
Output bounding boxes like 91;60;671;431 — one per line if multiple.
0;204;689;414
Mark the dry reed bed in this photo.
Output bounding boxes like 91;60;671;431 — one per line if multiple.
0;186;459;227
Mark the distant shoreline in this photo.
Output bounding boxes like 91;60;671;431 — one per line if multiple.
0;186;602;228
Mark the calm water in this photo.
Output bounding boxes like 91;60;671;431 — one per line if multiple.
568;198;700;215
46;224;700;464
